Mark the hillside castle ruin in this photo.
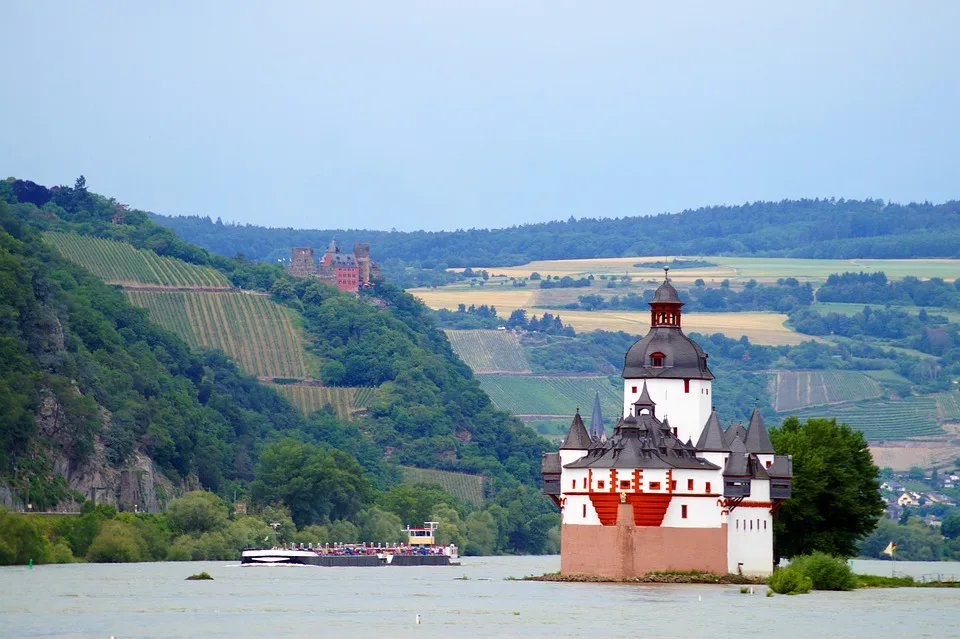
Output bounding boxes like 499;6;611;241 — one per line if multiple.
542;269;792;578
286;239;379;293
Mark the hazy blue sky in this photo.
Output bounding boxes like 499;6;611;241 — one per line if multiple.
2;1;958;231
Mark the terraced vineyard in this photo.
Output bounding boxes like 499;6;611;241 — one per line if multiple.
45;232;230;288
125;290;308;377
445;330;530;373
267;385;373;419
769;370;882;412
399;466;488;505
937;391;960;422
476;375;621;419
791;394;949;440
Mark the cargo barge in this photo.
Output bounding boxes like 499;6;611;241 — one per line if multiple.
241;522;459;567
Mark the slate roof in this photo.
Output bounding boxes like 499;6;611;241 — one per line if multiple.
723;423;747;448
652;276;683;304
332;253;358;267
744;408;775;454
563;408;720;471
767;455;793;478
589;391;605;438
723;452;751;477
541;452;561;474
695;411;727;452
559;409;592;450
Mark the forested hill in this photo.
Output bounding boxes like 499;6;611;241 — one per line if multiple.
0;177;551;511
152;198;960;268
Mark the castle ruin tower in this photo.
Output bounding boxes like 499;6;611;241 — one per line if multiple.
354;243;372;286
621;268;713;444
288;247;317;277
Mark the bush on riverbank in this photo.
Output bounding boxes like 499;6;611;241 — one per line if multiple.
768;552;856;594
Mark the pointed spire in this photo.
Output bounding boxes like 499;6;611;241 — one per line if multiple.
744;408;775;454
633;382;655;412
559;408;592;450
728;433;747;454
590;391;605;438
722;422;747;448
695;410;726;451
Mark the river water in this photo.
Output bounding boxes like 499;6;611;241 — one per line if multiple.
2;556;959;639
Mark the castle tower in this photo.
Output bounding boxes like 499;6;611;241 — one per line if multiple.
288;247;317;277
621;268;713;444
354;243;372;286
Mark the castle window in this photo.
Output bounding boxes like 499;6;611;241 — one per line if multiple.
736;519;739;530
670;480;677;491
649;482;661;490
766;461;772;468
750;520;753;530
632;386;637;393
651;352;665;367
681;505;688;519
684;379;690;393
687;479;694;491
582;504;586;518
597;480;605;489
620;480;630;489
572;479;576;489
764;520;768;530
706;482;712;493
673;427;678;437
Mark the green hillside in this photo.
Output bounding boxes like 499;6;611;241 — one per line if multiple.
45;231;229;288
266;384;375;419
788;394;954;440
769;370;882;412
445;329;530;373
125;289;310;378
399;466;487;505
476;375;621;419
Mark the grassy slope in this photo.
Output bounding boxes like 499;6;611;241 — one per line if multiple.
444;329;531;373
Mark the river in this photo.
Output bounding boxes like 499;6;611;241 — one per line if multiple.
2;556;959;638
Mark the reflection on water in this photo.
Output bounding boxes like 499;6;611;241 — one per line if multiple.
2;556;959;639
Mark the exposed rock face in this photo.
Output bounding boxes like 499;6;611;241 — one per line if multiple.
13;393;183;513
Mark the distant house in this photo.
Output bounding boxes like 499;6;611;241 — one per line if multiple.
897;492;919;507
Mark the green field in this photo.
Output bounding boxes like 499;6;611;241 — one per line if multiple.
789;394;954;440
445;329;530;373
938;392;960;422
399;466;488;505
811;301;960;323
769;370;882;412
267;384;373;419
45;232;230;288
862;369;913;386
476;375;622;419
522;418;572;439
125;290;309;378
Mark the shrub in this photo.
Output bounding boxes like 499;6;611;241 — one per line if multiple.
767;564;813;595
87;521;147;563
789;552;858;591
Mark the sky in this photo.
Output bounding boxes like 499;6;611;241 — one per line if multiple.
2;1;958;231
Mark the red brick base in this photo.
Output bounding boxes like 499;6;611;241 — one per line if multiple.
561;504;728;578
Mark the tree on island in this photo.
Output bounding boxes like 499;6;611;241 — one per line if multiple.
770;416;884;559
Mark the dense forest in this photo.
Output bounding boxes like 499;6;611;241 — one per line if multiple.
0;177;559;557
151;199;960;274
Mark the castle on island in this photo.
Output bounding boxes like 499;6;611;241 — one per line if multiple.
542;269;792;578
285;239;379;293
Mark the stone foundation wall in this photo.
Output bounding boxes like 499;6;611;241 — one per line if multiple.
561;503;728;578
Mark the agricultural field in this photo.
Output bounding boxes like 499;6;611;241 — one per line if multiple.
789;393;954;441
398;466;488;506
769;370;882;412
522;418;572;439
938;392;960;422
267;384;373;419
125;290;309;378
412;286;805;345
469;255;960;285
445;330;530;373
45;232;230;288
476;375;622;420
811;301;960;323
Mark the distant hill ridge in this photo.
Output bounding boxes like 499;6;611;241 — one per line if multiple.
152;198;960;267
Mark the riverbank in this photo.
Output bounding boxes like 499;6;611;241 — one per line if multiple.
523;571;765;585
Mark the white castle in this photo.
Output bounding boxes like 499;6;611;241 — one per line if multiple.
542;270;792;578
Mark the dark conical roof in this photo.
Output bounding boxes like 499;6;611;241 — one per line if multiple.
728;433;747;454
723;423;747;448
590;392;605;437
723;452;751;477
744;408;775;454
767;455;793;478
634;382;655;409
696;411;727;452
559;409;592;450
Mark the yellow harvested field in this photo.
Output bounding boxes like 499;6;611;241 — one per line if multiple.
469;255;960;284
410;287;808;345
869;443;960;471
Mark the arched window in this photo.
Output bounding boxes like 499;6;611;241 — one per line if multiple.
650;352;665;367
